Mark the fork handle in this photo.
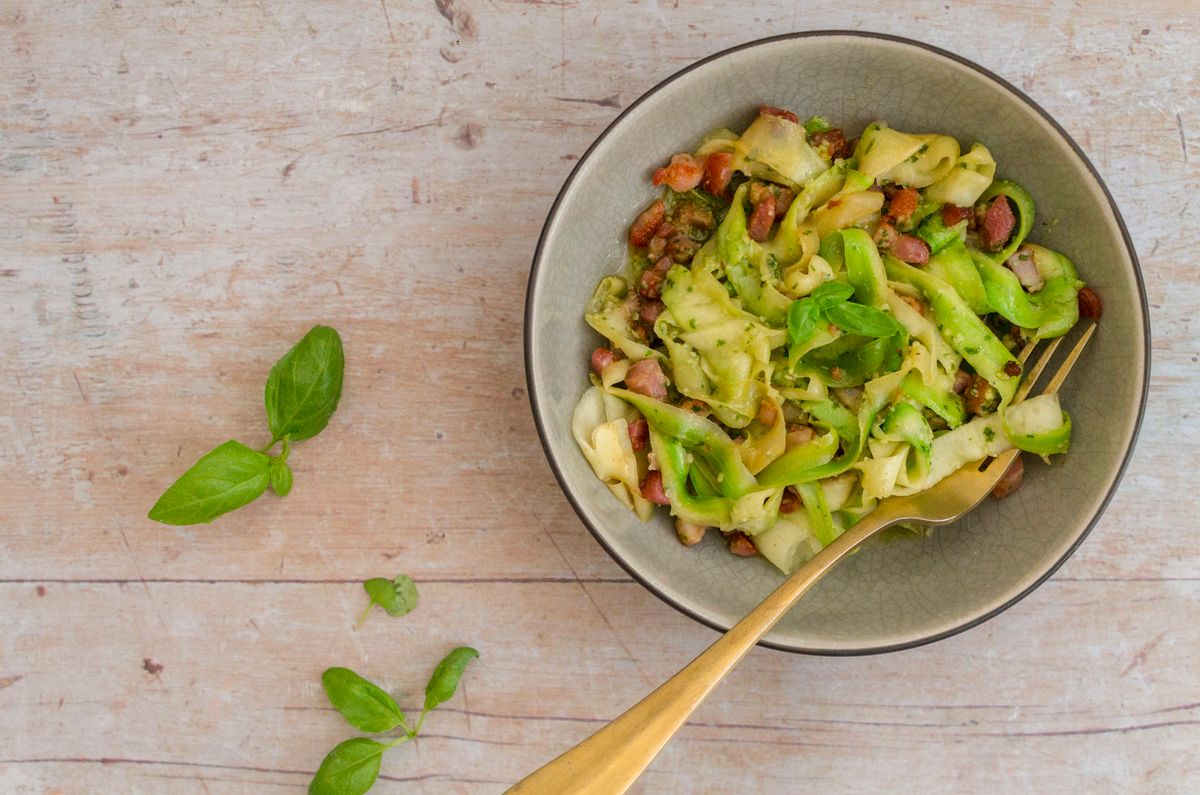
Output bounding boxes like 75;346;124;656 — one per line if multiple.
506;500;906;794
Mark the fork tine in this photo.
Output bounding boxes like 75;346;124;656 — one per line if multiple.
1016;337;1039;366
975;339;1049;471
984;324;1095;475
982;447;1021;474
1040;322;1096;396
1012;337;1062;403
880;323;1096;526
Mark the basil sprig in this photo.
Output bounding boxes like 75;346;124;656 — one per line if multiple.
310;648;480;795
423;647;480;713
309;739;391;795
148;325;344;526
265;325;345;443
357;575;419;627
788;281;907;349
825;301;906;338
145;441;272;525
321;668;408;733
787;281;854;347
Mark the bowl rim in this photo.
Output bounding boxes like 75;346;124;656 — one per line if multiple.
524;30;1151;655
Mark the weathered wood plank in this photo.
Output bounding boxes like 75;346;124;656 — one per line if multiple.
1;581;1197;792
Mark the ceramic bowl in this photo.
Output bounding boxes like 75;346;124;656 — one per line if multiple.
524;32;1149;654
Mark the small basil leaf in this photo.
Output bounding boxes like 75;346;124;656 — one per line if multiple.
265;325;344;443
321;667;406;733
809;280;855;312
804;115;833;135
148;440;270;525
787;299;820;348
269;460;293;497
682;187;728;213
825;302;906;338
308;738;386;795
364;575;418;618
424;647;479;713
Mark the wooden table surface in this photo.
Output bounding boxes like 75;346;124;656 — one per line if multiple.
2;2;1197;793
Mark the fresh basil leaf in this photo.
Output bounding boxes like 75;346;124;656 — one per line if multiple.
818;334;905;387
787;299;820;348
265;325;344;443
321;667;406;733
661;187;682;214
789;282;855;348
423;647;479;713
269;460;293;497
308;738;386;795
363;575;418;618
682;187;728;212
808;280;855;312
825;302;906;338
148;440;270;525
804;115;833;135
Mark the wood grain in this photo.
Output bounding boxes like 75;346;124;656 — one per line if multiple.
1;1;1197;792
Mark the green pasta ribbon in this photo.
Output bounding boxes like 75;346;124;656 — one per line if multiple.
718;183;793;326
884;256;1020;406
971;244;1083;340
819;228;889;308
976;179;1035;262
925;238;991;315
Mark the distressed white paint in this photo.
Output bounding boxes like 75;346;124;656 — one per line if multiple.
0;1;1197;792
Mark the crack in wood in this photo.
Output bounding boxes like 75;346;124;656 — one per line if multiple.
553;94;621;108
0;756;510;786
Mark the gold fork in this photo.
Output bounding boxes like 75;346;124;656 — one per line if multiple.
509;323;1096;795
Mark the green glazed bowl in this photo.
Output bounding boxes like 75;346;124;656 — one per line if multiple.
525;32;1149;654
